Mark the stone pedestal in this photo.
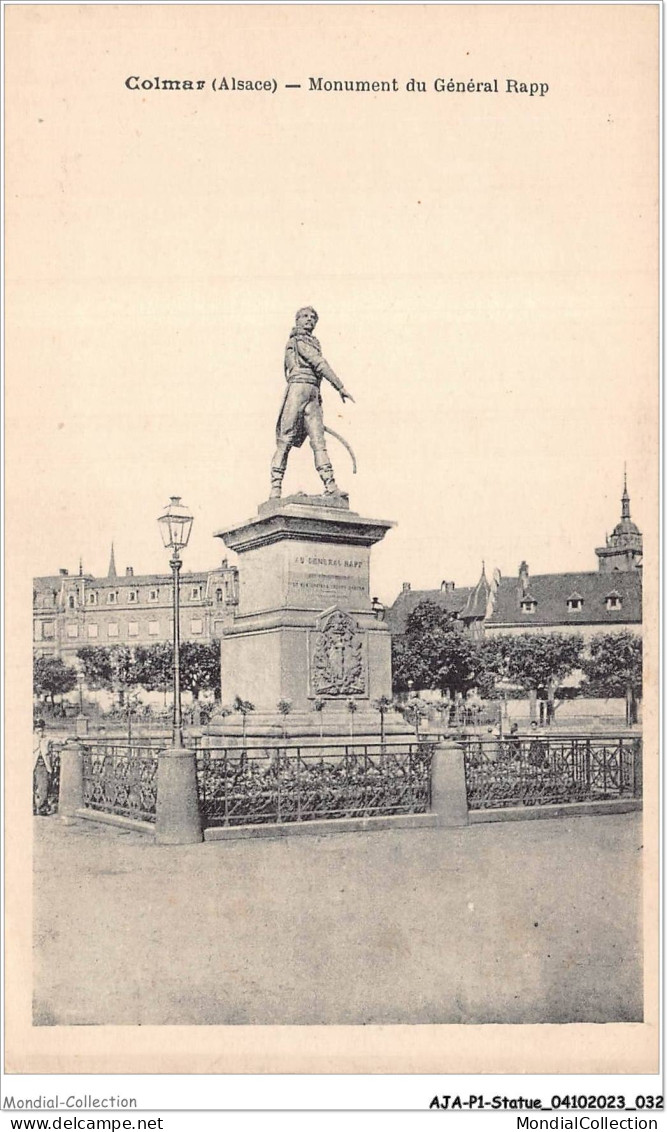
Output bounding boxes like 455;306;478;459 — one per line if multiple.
212;494;410;741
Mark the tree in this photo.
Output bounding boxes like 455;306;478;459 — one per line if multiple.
76;646;138;705
133;642;221;703
346;698;358;739
493;633;584;725
391;600;489;699
400;697;430;739
180;642;221;701
233;696;255;744
33;654;77;704
133;643;173;698
581;631;642;725
312;697;326;739
277;699;292;740
372;695;393;746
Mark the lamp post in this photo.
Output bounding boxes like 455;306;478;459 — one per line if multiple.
155;495;202;845
158;495;193;746
75;671;88;737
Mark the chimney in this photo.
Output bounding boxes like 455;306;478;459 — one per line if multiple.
59;568;69;576
402;582;411;592
518;561;529;593
125;566;134;577
221;557;228;568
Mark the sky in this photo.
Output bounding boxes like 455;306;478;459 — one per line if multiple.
7;4;658;604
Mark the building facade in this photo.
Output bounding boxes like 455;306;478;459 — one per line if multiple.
387;477;642;641
33;547;240;660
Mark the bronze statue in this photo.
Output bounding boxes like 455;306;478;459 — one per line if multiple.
270;307;355;499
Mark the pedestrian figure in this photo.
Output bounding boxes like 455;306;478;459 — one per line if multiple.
33;721;53;815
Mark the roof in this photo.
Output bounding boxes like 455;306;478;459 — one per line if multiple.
488;571;641;627
387;569;642;634
460;568;491;620
34;571;212;589
611;517;641;538
385;586;473;634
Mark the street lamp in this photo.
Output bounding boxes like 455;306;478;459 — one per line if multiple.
158;496;193;747
75;670;88;738
154;495;202;845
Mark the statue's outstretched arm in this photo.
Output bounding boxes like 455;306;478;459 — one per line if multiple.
297;337;354;402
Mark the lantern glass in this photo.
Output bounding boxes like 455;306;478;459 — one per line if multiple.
158;496;194;551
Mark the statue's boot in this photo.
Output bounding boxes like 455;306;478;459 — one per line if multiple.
317;460;341;496
270;446;289;499
269;469;283;499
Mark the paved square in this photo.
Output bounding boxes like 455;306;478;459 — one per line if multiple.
33;812;642;1025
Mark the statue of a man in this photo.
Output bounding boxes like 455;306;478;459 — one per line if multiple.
270;307;354;499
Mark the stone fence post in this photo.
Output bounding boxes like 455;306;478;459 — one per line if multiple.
155;746;203;845
59;739;84;822
430;740;469;827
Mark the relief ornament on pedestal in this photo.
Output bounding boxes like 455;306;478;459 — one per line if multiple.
310;608;366;697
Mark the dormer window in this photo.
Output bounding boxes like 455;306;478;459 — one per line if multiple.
605;592;622;611
520;597;537;614
128;589;138;603
191;585;203;601
566;593;583;612
149;589;159;602
88;591;98;605
108;592;117;604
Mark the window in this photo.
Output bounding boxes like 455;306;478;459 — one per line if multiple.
148;620;160;636
128;621;139;637
42;621;55;638
606;594;622;610
88;592;98;605
190;618;203;635
149;589;159;602
108;592;117;604
566;596;583;612
66;623;79;638
190;585;203;600
68;595;75;609
520;599;537;614
107;622;119;637
216;587;224;603
128;590;138;603
87;624;99;639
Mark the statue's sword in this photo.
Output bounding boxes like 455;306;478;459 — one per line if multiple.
324;425;357;474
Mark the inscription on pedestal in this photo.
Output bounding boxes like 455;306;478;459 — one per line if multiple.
288;550;368;607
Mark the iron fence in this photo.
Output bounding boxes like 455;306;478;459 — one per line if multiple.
196;742;434;827
81;742;159;823
463;735;642;809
